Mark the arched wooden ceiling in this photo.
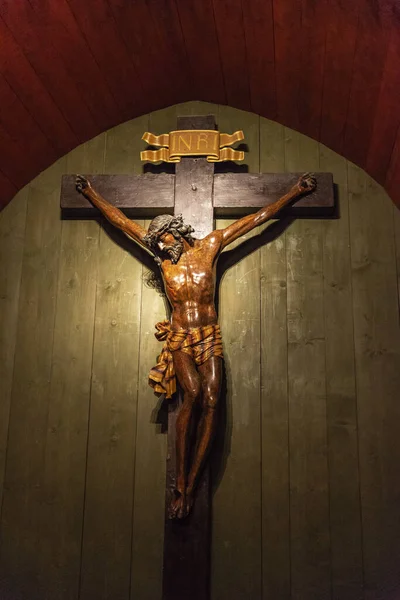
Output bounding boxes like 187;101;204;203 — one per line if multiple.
0;0;399;210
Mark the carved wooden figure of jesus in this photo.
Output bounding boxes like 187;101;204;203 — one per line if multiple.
76;172;316;519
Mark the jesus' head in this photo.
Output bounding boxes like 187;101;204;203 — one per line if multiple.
143;214;195;264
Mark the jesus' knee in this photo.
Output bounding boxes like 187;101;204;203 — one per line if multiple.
183;381;201;406
202;391;219;411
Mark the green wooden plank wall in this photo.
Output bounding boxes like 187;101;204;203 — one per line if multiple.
0;102;399;600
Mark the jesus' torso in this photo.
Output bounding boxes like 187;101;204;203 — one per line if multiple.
160;233;221;331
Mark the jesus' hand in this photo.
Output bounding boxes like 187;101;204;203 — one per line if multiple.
76;174;91;194
295;172;317;194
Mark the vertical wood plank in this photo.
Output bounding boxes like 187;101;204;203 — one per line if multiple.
349;166;400;600
211;0;251;110
319;0;358;154
38;134;105;599
0;159;64;600
79;118;146;600
343;5;389;169
174;2;226;104
284;129;331;600
242;0;276;119
0;188;28;510
130;108;170;600
212;106;262;600
259;117;290;600
130;220;167;600
394;205;400;313
320;147;363;600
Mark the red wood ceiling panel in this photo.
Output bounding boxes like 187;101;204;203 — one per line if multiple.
386;125;400;209
106;0;177;110
0;0;99;142
211;0;251;111
319;0;359;155
273;0;301;131
0;0;399;210
0;171;18;209
366;28;400;185
296;0;328;141
0;72;57;169
342;2;390;169
145;0;191;105
0;121;40;188
65;0;147;121
242;0;276;119
175;0;226;105
0;17;78;155
27;0;121;129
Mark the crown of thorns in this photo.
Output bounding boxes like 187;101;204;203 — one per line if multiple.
143;214;194;250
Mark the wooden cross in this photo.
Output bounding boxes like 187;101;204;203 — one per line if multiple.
61;114;334;600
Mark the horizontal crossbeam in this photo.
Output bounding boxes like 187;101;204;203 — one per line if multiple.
61;173;174;218
61;172;335;219
213;172;334;216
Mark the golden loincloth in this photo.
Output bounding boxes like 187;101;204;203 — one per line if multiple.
148;320;224;399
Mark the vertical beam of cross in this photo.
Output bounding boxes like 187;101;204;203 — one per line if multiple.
162;115;216;600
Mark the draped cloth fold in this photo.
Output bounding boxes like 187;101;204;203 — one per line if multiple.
148;320;224;399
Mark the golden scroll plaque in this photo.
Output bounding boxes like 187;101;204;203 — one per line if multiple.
140;129;245;163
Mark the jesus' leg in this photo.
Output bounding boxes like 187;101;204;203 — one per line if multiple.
185;355;222;514
169;350;201;519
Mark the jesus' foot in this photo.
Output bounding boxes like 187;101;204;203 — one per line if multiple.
169;489;188;520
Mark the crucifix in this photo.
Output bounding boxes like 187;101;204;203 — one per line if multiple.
61;114;334;600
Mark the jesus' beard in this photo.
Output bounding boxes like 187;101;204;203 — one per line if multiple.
164;239;183;264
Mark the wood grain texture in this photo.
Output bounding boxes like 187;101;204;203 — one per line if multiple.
27;0;119;129
174;117;215;239
79;118;146;600
0;171;18;209
0;72;57;166
0;1;99;142
0;15;78;154
242;0;276;119
284;129;331;600
0;188;28;519
0;119;41;188
130;107;173;600
175;0;226;104
395;204;400;313
212;106;262;600
295;0;327;141
320;147;363;600
385;117;400;211
211;0;251;110
343;2;390;168
145;0;191;105
259;117;290;600
349;165;400;600
1;2;400;210
0;159;64;600
273;0;301;131
213;172;335;216
37;136;105;599
130;220;167;600
61;174;175;217
366;30;400;184
65;0;146;120
319;0;359;154
105;0;169;111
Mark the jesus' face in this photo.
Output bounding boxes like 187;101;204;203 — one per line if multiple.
158;232;183;264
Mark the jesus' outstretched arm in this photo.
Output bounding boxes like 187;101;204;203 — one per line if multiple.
216;172;316;250
75;175;150;251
